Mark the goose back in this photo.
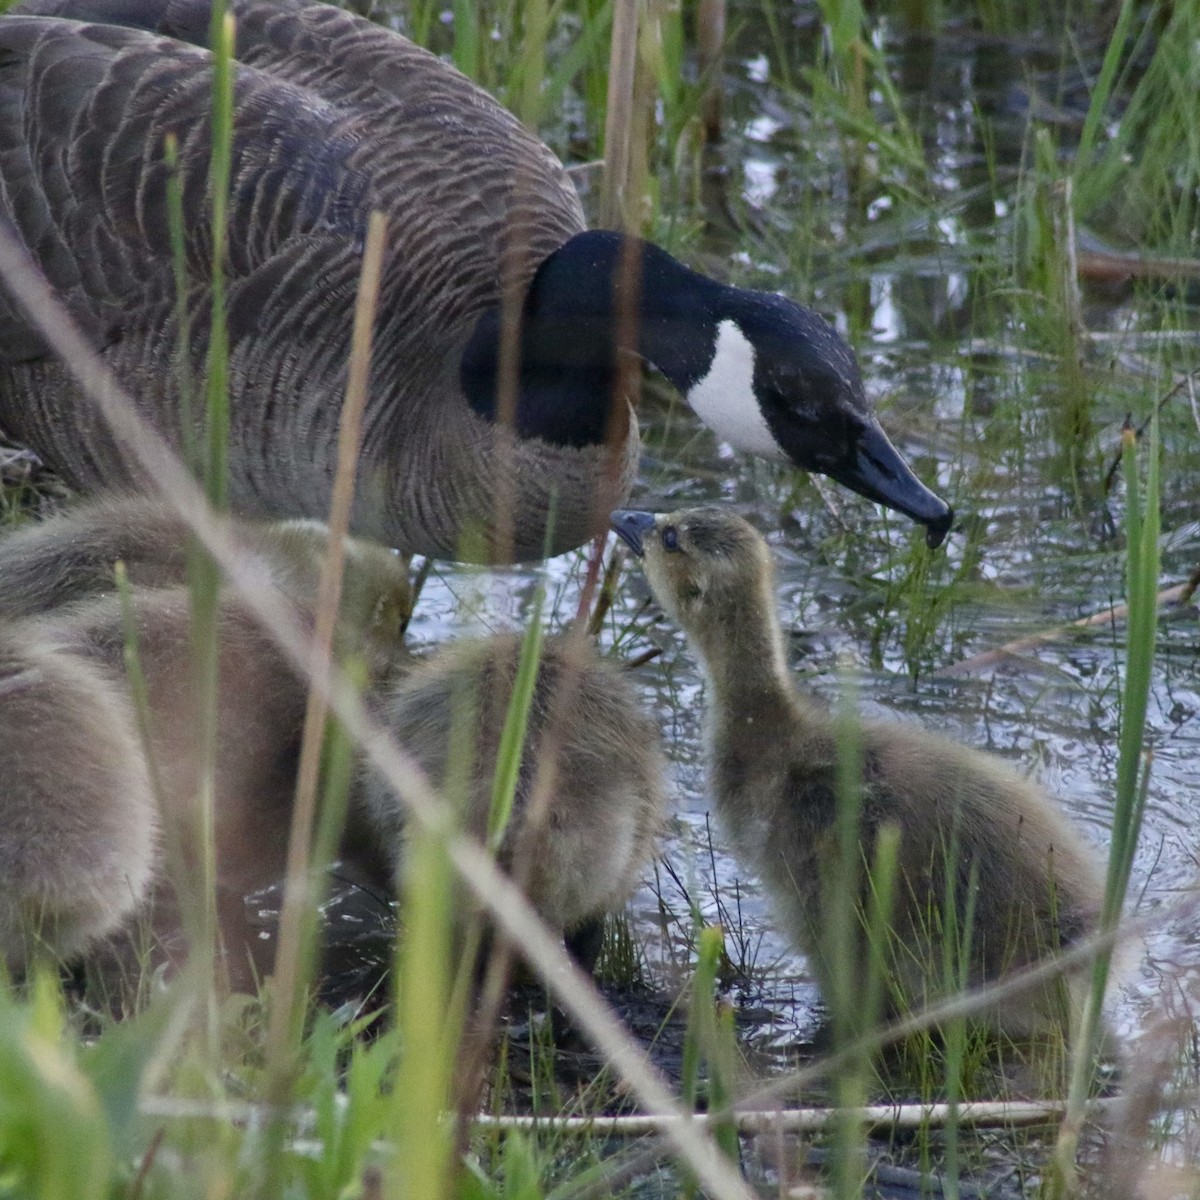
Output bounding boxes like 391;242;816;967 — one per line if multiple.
0;1;610;557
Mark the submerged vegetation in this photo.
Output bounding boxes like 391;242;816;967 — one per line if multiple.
0;0;1198;1197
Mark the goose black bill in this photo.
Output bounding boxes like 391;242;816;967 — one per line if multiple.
833;418;954;550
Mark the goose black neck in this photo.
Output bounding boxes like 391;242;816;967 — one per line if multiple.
461;231;724;448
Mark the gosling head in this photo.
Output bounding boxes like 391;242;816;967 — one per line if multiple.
610;507;774;635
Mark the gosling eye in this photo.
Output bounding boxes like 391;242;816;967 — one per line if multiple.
661;525;680;552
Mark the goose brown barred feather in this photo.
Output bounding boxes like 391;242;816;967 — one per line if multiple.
613;506;1106;1039
0;0;952;561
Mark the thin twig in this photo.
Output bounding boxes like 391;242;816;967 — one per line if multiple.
1102;368;1200;495
400;555;431;637
1056;179;1087;342
128;1125;166;1200
573;532;608;626
1076;246;1200;284
941;568;1200;678
135;1093;1139;1136
622;646;662;671
586;543;626;636
264;210;388;1090
601;0;639;229
697;0;726;145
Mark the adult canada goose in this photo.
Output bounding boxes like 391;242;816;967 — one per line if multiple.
358;633;667;970
0;0;952;562
611;506;1105;1037
0;622;157;970
0;496;412;674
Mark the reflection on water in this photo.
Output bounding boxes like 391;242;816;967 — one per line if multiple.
398;0;1200;1063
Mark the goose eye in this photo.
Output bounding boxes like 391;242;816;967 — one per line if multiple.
661;526;679;552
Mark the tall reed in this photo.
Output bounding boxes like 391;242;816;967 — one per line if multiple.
182;2;236;1055
1046;419;1159;1197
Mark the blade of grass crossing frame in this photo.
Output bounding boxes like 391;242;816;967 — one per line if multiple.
255;210;386;1198
829;679;867;1200
204;7;233;511
452;0;480;81
861;824;899;1049
1110;419;1159;914
517;0;549;128
262;210;388;1101
182;3;236;1046
0;971;113;1200
1051;418;1160;1197
389;806;457;1200
680;924;722;1117
163;135;197;479
681;924;734;1200
486;588;546;853
1074;0;1136;178
940;850;977;1200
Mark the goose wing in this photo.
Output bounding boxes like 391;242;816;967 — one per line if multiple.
0;1;585;371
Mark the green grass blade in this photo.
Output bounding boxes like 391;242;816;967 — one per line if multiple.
1051;417;1160;1196
487;585;547;852
204;6;234;512
163;134;197;478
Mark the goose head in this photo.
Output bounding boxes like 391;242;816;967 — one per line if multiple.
464;232;953;549
610;506;774;638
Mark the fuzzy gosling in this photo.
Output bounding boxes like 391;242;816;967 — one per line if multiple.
0;623;157;969
358;633;667;970
612;506;1105;1037
0;496;412;677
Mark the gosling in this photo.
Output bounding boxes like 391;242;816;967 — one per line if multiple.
0;501;411;983
0;496;412;675
21;588;316;985
358;633;668;971
0;621;157;970
612;506;1105;1038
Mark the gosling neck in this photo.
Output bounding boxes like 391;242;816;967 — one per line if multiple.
686;582;797;718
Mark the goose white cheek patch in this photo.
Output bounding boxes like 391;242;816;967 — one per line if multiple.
685;320;786;461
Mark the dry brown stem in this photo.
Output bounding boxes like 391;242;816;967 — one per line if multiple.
942;566;1200;678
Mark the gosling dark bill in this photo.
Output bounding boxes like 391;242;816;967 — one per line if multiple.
610;509;658;558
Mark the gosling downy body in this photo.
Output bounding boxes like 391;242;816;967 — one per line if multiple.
358;634;667;966
613;507;1105;1037
0;496;411;675
0;0;950;560
1;506;407;983
38;589;311;932
0;623;157;969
